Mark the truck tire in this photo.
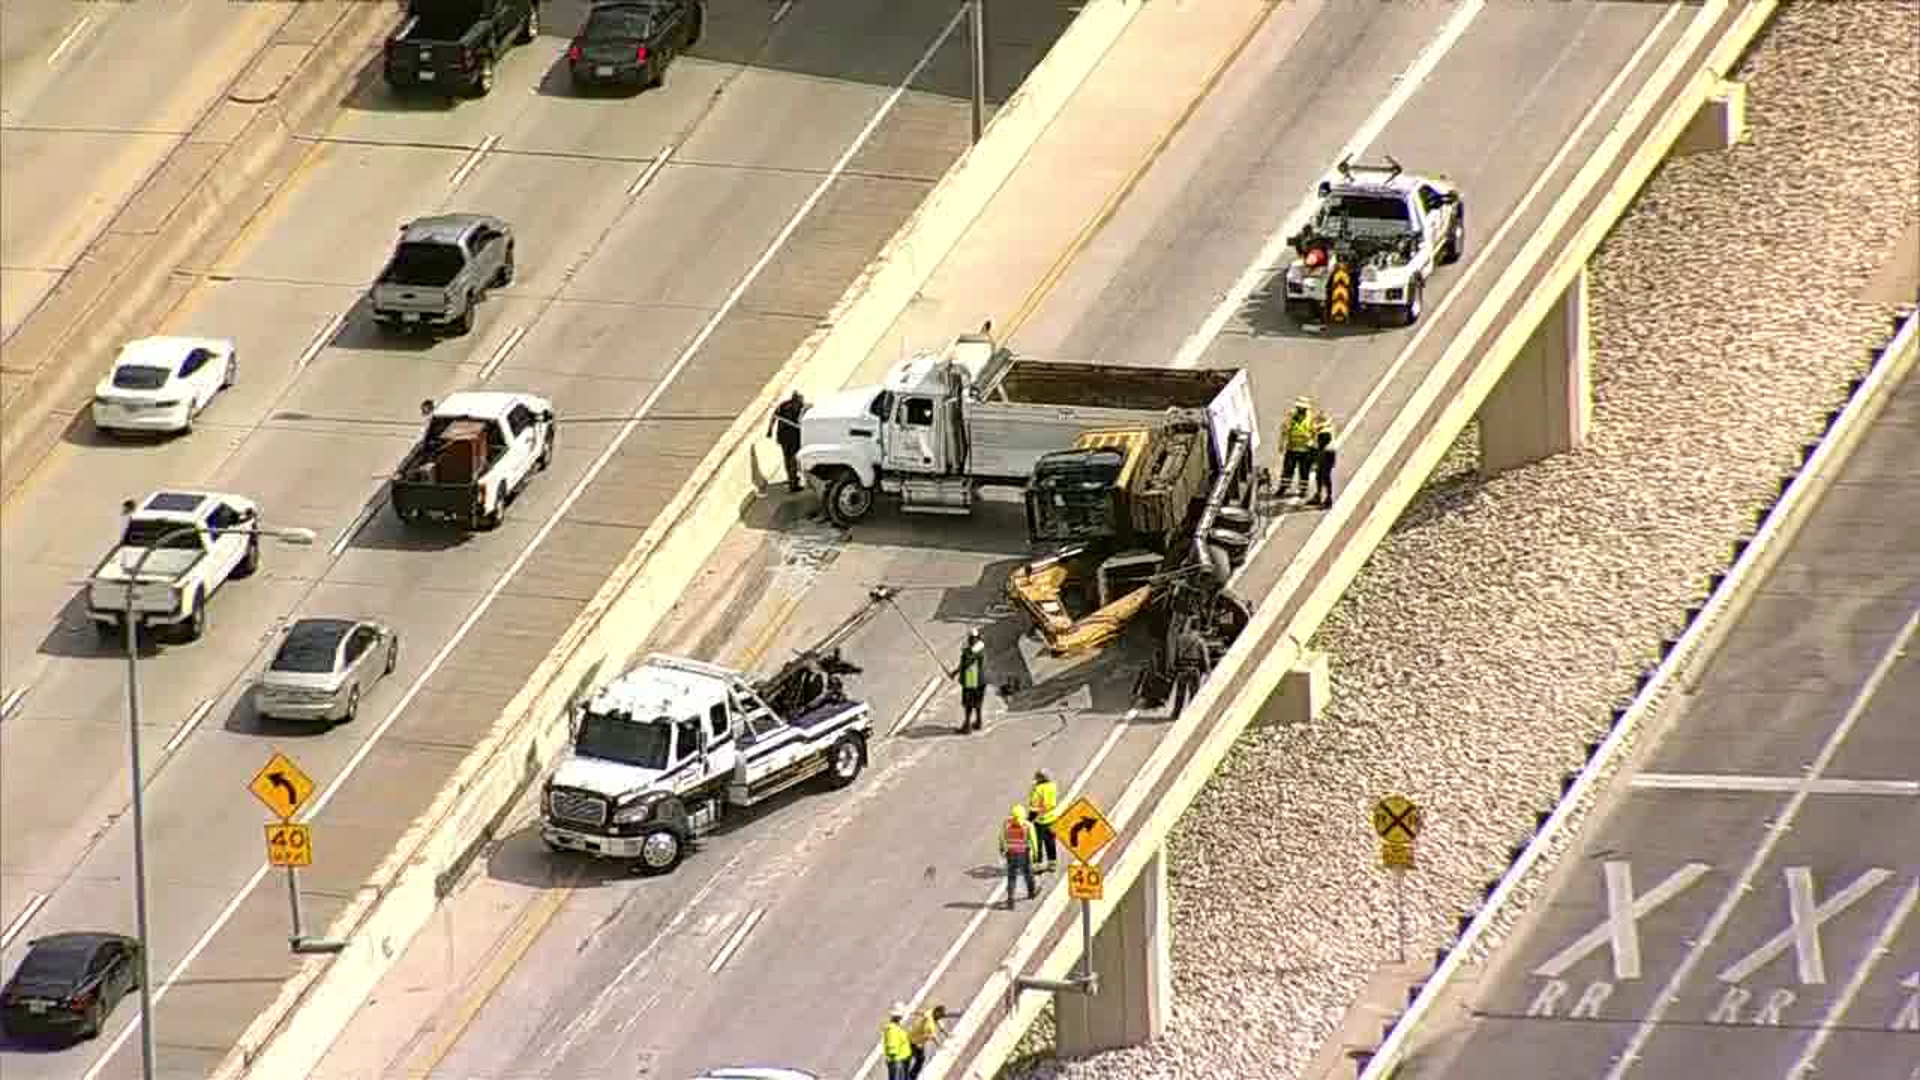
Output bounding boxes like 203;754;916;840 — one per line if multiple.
518;3;539;43
235;535;260;578
536;427;554;471
823;734;865;789
824;471;873;526
633;828;684;875
452;297;475;336
1441;204;1467;265
1398;276;1424;327
492;247;515;288
480;483;508;530
688;3;703;45
468;54;496;98
183;588;207;642
95;618;120;645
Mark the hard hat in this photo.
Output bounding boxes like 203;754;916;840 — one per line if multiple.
1011;804;1027;819
968;627;983;639
1293;396;1312;410
1034;768;1050;782
890;1002;908;1019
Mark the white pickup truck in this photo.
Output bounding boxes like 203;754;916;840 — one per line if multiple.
390;391;554;529
795;327;1257;527
87;490;266;643
541;591;890;874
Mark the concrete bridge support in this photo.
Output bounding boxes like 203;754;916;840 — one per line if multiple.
1477;265;1592;477
1675;78;1749;156
1055;850;1171;1057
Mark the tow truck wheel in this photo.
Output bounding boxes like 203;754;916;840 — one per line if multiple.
825;472;873;526
1441;204;1467;265
824;735;865;788
1399;277;1424;327
235;535;260;578
635;829;683;874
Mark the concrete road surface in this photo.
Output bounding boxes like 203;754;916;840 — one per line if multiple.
1397;357;1920;1080
0;0;296;340
308;3;1710;1078
0;0;1083;1075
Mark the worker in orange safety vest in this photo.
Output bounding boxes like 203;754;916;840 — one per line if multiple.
999;804;1038;910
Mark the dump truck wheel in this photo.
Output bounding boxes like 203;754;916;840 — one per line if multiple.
825;472;873;526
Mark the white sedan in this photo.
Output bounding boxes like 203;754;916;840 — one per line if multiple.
91;336;237;435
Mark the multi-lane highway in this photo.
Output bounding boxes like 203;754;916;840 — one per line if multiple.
0;0;1083;1074
0;0;296;340
306;3;1730;1077
1396;351;1920;1080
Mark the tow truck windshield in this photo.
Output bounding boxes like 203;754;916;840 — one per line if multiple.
576;712;673;770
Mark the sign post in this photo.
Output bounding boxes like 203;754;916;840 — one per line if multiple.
1013;795;1117;997
1371;795;1422;964
249;752;343;954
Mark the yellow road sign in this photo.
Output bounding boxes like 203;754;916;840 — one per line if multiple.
250;751;315;821
1380;838;1415;872
265;823;312;868
1068;863;1104;902
1051;795;1116;865
1328;263;1354;323
1371;794;1422;844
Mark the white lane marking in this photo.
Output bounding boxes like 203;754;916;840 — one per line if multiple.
1718;867;1892;986
772;0;795;25
450;133;500;188
46;15;94;67
81;12;974;1075
329;496;384;558
296;312;344;372
0;686;28;721
478;324;526;382
851;709;1136;1080
626;144;676;198
707;906;765;974
1;893;50;948
1224;0;1682;579
1786;878;1918;1079
1168;0;1486;372
1533;862;1712;980
1632;773;1920;796
1606;608;1920;1080
1338;0;1686;437
887;676;943;738
163;699;216;755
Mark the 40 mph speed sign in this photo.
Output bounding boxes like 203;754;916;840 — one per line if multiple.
265;823;312;867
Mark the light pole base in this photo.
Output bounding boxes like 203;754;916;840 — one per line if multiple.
291;936;347;955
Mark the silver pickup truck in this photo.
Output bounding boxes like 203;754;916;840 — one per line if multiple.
370;214;515;336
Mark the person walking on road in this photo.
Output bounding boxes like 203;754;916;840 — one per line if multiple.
1027;769;1061;872
1310;425;1338;508
1000;804;1038;910
906;1004;949;1078
768;389;807;493
882;1004;914;1080
955;628;987;733
1279;396;1329;498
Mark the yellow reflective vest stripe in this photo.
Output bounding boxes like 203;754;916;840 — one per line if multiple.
884;1021;913;1060
1028;780;1059;824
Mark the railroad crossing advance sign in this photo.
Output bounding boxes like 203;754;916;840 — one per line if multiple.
1371;794;1422;844
264;823;312;868
1380;839;1416;871
1068;863;1104;902
250;751;315;821
1051;795;1116;865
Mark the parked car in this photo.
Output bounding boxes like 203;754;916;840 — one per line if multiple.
254;618;400;724
566;0;704;90
384;0;540;98
91;336;237;435
370;215;514;336
0;932;141;1042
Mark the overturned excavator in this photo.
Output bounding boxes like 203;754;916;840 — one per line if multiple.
1006;418;1260;713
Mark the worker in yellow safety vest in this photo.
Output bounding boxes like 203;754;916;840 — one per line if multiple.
999;805;1038;910
882;1004;914;1080
954;627;987;733
906;1004;949;1078
1027;769;1061;872
1279;397;1331;498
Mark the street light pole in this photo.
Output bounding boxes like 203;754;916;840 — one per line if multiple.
970;0;988;143
116;508;314;1080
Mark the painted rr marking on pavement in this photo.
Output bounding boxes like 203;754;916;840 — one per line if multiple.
1786;878;1919;1078
1632;773;1919;796
1717;867;1894;986
449;133;499;188
707;906;765;974
1605;607;1920;1080
0;893;49;949
1533;861;1713;981
162;699;215;755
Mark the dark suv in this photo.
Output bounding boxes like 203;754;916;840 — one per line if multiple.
567;0;704;90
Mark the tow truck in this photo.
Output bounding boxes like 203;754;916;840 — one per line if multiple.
540;589;893;874
1282;156;1466;327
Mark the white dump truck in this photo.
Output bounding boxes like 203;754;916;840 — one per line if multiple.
87;490;266;643
794;326;1258;527
540;590;892;874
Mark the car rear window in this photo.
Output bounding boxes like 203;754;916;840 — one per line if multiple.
17;942;89;983
272;623;351;673
121;519;205;550
385;242;467;286
112;365;171;391
1326;194;1412;225
587;8;655;38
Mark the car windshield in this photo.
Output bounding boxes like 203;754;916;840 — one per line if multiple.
271;623;350;673
112;365;171;391
575;712;672;770
16;942;90;985
121;519;206;551
385;241;467;286
587;7;655;38
1322;193;1413;229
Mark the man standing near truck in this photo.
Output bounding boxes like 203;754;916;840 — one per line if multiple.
768;389;807;493
882;1005;914;1080
955;628;987;733
1279;396;1329;498
1027;769;1060;872
1000;804;1039;909
1310;425;1339;508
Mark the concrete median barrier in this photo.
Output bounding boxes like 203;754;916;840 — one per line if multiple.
209;1;1153;1075
0;0;402;500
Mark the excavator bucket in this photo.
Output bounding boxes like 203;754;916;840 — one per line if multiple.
1006;555;1155;657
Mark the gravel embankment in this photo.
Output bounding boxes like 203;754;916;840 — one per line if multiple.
1001;2;1920;1077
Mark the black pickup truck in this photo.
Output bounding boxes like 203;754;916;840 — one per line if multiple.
384;0;540;98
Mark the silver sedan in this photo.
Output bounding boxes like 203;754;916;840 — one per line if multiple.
254;618;399;724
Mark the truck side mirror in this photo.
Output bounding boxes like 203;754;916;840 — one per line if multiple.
1317;180;1332;197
